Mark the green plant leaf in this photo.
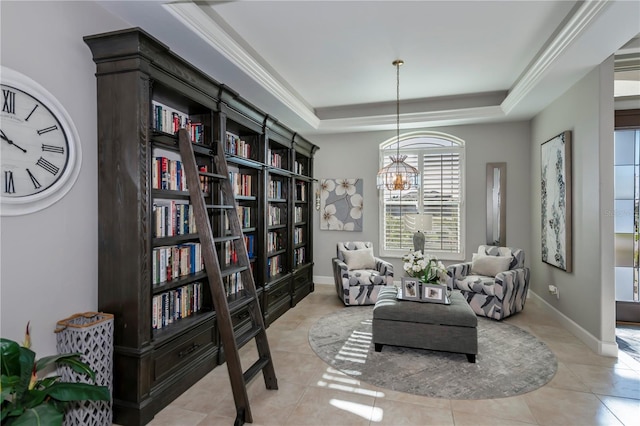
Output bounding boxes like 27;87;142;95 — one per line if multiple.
0;339;21;377
53;357;97;383
15;347;35;402
45;382;110;402
35;353;81;373
8;403;63;426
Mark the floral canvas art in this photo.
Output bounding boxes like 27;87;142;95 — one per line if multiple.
320;178;363;231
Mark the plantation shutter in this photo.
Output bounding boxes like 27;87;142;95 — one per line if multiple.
381;141;462;257
422;151;461;253
382;154;419;251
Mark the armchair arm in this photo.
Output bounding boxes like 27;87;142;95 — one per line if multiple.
332;257;350;292
446;262;472;290
374;257;394;285
494;267;530;300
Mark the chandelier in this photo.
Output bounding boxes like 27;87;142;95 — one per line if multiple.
376;59;420;191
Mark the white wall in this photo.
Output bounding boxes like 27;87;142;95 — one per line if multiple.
0;1;127;355
311;121;532;280
530;57;616;355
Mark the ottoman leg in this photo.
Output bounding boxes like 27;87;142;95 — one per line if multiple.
466;354;476;363
374;343;383;352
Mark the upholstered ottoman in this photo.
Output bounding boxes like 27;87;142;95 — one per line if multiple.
372;286;478;362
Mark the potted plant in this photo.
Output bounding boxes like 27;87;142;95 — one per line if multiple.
1;324;110;425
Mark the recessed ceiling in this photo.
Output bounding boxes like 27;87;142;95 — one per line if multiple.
97;0;640;136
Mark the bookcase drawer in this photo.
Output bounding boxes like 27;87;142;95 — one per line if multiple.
292;268;313;306
152;320;217;386
231;304;253;335
264;278;291;309
264;294;291;326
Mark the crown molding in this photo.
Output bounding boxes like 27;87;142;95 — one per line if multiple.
164;1;320;129
501;0;610;114
317;105;505;133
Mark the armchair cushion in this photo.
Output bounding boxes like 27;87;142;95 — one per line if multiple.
342;247;376;270
471;253;511;277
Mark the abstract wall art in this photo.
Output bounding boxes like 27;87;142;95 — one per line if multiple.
540;131;572;272
319;178;363;231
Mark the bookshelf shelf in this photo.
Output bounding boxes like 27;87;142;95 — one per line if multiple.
85;27;317;426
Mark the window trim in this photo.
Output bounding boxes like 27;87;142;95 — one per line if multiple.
378;131;466;261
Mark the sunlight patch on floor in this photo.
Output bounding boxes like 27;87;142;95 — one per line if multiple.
329;398;384;421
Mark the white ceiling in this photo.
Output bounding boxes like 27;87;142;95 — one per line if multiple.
97;0;640;136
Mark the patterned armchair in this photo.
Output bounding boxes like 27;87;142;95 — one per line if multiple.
446;245;530;320
332;241;394;306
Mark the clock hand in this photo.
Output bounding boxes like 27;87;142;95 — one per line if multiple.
0;129;28;153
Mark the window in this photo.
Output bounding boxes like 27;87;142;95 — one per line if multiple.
379;132;465;260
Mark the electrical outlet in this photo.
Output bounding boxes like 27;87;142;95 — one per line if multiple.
548;285;559;299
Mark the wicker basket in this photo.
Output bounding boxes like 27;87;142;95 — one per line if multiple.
55;312;114;426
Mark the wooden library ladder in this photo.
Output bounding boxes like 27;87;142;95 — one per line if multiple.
177;128;278;425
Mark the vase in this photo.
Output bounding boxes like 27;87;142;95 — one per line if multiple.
412;231;425;253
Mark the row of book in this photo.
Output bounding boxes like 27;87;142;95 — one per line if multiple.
267;231;284;253
244;234;256;259
293;160;305;175
268;178;284;199
223;272;244;297
293;227;304;245
152;281;203;330
268;205;283;226
152;156;187;191
294;206;304;223
296;182;307;201
222;240;238;267
267;255;284;279
294;247;306;267
153;200;197;238
237;206;252;229
152;243;203;285
229;170;253;197
152;101;204;143
225;131;252;159
267;149;284;168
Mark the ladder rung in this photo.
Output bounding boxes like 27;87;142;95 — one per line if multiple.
206;204;235;210
243;356;271;384
235;324;263;350
222;265;251;277
229;293;259;313
200;171;227;180
215;235;243;243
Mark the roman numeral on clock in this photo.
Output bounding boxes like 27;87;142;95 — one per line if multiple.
26;168;41;189
37;125;58;135
42;144;64;154
4;171;15;193
2;89;15;114
36;157;59;175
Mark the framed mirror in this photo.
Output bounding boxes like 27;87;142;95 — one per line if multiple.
486;162;506;246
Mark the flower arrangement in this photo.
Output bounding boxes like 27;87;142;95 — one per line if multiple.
402;250;447;284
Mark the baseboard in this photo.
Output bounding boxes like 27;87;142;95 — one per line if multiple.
314;275;334;285
528;291;618;357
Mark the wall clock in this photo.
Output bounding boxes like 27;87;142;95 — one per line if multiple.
1;66;81;215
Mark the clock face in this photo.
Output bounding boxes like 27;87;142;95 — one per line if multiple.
0;67;81;215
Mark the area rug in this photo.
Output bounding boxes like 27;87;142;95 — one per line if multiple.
617;324;640;364
309;306;557;400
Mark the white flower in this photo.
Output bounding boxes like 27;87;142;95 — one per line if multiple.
335;178;357;196
320;179;335;202
321;204;341;229
349;193;363;219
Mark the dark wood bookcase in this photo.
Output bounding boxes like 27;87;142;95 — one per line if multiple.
84;27;317;426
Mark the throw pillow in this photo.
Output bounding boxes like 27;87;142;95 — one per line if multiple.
343;248;377;270
471;253;512;277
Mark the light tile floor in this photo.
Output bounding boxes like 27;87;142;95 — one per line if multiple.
148;284;640;425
